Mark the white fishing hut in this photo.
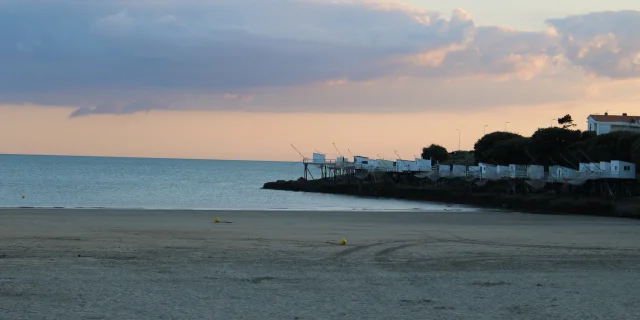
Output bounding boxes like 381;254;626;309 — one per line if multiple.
599;161;611;177
527;165;545;180
467;166;481;178
451;165;466;177
312;153;326;164
479;163;498;179
558;166;579;179
354;156;369;170
412;159;433;172
610;161;636;179
395;159;412;172
509;164;527;179
497;165;510;178
335;156;349;168
377;159;395;172
438;164;451;177
579;163;591;173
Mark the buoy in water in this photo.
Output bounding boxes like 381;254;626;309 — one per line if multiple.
340;238;347;246
21;194;26;199
214;218;221;223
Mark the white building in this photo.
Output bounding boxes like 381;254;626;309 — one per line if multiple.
588;162;613;178
527;165;545;180
312;153;326;163
509;164;527;179
452;165;466;177
589;162;601;172
354;156;369;169
366;159;379;171
355;156;383;171
599;161;611;177
438;164;451;177
413;159;433;172
467;166;481;178
587;113;640;135
479;163;498;179
579;163;591;173
497;165;510;178
395;159;412;172
610;161;637;179
335;156;348;167
551;166;579;180
377;159;395;171
549;165;560;179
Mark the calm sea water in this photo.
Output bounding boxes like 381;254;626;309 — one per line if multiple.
0;154;474;211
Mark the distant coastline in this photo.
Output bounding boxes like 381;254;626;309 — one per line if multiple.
264;125;640;219
263;178;640;219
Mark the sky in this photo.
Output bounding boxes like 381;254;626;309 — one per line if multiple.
407;0;640;29
1;0;640;161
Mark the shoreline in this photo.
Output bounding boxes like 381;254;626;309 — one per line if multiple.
0;206;475;212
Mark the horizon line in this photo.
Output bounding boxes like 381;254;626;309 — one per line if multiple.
0;153;300;163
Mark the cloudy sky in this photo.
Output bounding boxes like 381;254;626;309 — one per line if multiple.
2;0;640;160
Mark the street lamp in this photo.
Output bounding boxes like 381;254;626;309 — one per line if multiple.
456;129;461;151
484;125;488;135
551;118;557;127
505;122;510;132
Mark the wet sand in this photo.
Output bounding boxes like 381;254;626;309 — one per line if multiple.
1;208;640;319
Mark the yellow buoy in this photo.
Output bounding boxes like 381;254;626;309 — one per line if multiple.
214;218;221;223
340;238;347;246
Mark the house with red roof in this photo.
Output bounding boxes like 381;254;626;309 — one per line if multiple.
587;113;640;135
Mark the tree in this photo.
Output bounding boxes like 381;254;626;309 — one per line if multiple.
557;114;576;129
443;151;475;166
631;138;640;168
474;132;523;163
581;131;597;141
529;127;582;165
568;131;640;163
421;144;449;163
483;137;532;165
567;139;591;164
614;132;640;161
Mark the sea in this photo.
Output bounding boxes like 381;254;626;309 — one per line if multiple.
0;154;474;211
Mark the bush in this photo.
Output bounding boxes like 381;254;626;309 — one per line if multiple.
421;144;449;163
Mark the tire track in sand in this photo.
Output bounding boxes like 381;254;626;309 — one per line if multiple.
332;242;386;259
374;244;416;263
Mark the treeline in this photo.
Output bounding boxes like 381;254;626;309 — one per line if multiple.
423;128;640;169
474;128;640;168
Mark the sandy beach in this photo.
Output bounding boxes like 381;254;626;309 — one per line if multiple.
1;208;640;319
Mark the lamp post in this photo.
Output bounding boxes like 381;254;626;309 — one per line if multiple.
456;129;461;151
551;119;556;127
484;125;488;135
505;122;510;132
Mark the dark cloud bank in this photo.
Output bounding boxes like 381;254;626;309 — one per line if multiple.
0;0;639;116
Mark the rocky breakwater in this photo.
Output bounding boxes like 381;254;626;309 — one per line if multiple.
263;178;640;219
